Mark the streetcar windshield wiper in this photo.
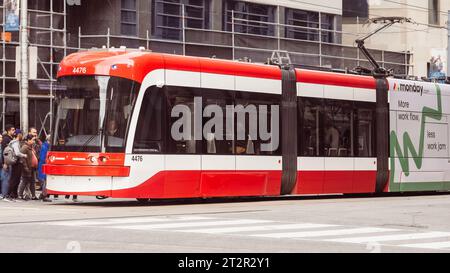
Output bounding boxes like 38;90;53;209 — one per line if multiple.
79;129;103;152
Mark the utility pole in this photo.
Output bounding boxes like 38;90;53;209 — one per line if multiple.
20;0;29;132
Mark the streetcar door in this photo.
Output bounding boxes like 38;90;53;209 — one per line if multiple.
113;86;166;198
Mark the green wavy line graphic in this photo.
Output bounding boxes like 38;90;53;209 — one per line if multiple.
390;84;442;186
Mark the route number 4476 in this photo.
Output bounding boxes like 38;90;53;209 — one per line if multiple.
131;156;143;162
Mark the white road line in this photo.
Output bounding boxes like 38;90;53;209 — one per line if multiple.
179;223;339;234
51;216;214;226
401;241;450;250
110;219;273;230
327;232;450;244
0;206;40;211
252;227;397;239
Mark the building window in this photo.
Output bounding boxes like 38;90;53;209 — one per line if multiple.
321;14;335;43
285;9;336;43
121;0;138;36
285;9;319;41
343;0;368;19
224;0;275;36
429;0;440;25
152;0;210;40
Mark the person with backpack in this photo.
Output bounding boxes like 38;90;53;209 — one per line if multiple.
1;126;15;201
5;129;27;200
18;135;37;200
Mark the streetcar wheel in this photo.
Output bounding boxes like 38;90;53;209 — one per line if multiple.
137;198;150;203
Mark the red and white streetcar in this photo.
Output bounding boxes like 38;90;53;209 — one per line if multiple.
44;48;450;201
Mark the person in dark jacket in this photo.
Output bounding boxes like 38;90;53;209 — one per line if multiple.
18;135;37;200
1;125;15;152
8;129;27;200
1;125;15;200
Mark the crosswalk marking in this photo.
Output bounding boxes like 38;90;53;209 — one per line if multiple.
44;216;450;251
110;219;273;231
52;216;213;226
252;227;397;238
327;232;450;244
180;223;339;234
401;241;450;250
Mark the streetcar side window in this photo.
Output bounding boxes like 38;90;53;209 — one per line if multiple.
323;100;354;157
202;89;234;155
298;98;322;157
235;92;281;156
355;102;376;157
298;97;376;158
166;86;202;154
133;87;164;154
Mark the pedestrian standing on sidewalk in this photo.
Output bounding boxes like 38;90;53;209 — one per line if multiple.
1;125;15;201
38;134;52;202
8;130;27;200
18;135;37;200
28;127;42;198
1;125;15;152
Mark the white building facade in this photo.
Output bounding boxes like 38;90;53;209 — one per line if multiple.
342;0;449;78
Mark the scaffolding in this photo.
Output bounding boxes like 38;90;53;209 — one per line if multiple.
0;0;68;135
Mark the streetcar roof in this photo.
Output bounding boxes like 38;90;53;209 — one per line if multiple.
57;49;378;89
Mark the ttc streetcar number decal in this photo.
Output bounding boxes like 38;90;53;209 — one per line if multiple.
72;67;87;74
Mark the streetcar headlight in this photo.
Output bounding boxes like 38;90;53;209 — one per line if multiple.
89;156;98;164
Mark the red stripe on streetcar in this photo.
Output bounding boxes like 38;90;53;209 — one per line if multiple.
296;69;377;89
46;170;378;198
43;164;130;177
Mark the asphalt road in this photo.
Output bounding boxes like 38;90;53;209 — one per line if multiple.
1;193;450;253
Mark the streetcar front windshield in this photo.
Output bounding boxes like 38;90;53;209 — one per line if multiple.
52;76;139;152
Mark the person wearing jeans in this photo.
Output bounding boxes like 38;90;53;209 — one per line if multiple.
1;166;11;200
38;134;51;202
18;135;37;200
8;130;27;199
